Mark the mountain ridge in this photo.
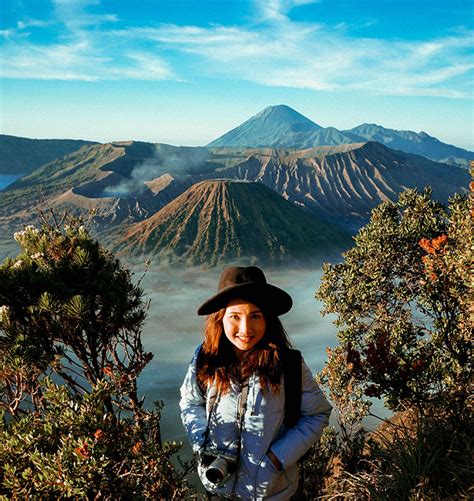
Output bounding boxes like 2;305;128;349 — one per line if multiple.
344;123;471;166
206;141;469;230
207;105;356;149
208;105;472;167
0;140;468;236
0;134;98;176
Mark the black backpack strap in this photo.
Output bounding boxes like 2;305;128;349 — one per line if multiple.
283;348;302;428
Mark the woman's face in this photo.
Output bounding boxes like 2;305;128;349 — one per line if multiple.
222;298;266;358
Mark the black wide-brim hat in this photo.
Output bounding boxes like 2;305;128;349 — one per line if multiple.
197;266;293;316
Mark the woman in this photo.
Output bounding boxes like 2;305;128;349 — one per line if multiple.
180;266;332;500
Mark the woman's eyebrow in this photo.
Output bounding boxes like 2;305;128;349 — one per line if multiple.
226;309;262;314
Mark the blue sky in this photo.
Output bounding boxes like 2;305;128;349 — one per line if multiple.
0;0;473;149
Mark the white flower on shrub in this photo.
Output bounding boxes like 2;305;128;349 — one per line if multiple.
0;305;9;323
12;260;24;269
13;231;24;242
31;252;44;259
13;225;39;244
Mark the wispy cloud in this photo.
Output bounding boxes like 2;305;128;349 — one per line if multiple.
0;0;472;98
119;52;177;81
133;19;473;98
17;19;52;30
0;39;107;81
0;0;175;82
256;0;321;23
0;39;176;81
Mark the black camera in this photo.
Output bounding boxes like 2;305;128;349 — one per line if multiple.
200;450;237;485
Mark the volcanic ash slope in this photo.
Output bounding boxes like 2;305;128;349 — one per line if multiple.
111;179;352;266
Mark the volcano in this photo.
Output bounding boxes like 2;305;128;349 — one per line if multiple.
110;179;351;266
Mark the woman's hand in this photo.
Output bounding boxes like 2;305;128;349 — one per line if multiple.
266;450;283;471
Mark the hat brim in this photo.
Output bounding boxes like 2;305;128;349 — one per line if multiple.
197;282;292;316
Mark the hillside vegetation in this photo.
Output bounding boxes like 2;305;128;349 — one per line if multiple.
0;217;192;498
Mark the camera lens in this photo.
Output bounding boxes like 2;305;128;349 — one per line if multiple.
206;467;224;484
205;457;228;485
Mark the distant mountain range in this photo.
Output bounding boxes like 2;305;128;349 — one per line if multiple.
0;134;97;175
344;123;472;167
110;179;351;266
0;105;470;265
208;105;472;167
1;105;471;180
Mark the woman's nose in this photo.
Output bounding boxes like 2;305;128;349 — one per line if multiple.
239;316;251;333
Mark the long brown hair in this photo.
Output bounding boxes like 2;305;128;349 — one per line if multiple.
196;304;292;395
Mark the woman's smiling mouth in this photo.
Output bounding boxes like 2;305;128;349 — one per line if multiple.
237;335;253;342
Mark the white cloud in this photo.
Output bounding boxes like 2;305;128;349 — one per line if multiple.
17;19;51;30
120;52;177;81
255;0;321;22
0;0;175;82
0;0;472;98
0;40;107;81
0;38;175;81
0;30;15;38
131;19;472;99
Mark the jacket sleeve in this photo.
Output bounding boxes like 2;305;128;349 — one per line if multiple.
269;358;332;468
179;347;208;453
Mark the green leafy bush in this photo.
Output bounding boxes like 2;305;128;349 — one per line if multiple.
0;215;193;498
318;189;471;417
314;189;472;499
0;216;152;415
0;378;191;499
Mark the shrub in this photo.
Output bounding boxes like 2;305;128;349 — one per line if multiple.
0;378;192;499
315;189;472;498
0;215;150;416
324;415;473;500
0;214;193;498
317;189;471;418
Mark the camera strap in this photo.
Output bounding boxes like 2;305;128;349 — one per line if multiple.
200;379;250;498
201;384;220;454
237;380;249;422
201;379;250;456
206;384;218;415
231;379;249;497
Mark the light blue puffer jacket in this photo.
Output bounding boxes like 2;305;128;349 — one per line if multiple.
179;347;332;500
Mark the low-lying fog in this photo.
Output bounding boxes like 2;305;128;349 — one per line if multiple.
136;263;388;454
